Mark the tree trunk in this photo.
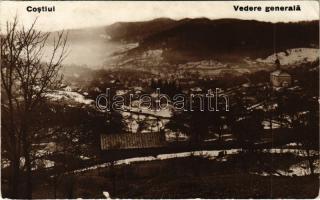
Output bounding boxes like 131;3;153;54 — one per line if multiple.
23;142;32;199
10;155;20;198
110;162;116;196
22;126;32;199
25;152;32;198
7;97;20;198
53;175;57;198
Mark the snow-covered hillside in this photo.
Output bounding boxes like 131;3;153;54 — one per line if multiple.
257;48;319;66
45;90;94;105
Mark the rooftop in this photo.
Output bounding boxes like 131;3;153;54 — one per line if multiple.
270;70;291;76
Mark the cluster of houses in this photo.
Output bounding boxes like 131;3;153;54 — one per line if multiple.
100;57;293;151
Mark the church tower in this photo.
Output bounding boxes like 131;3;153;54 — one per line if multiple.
275;54;280;70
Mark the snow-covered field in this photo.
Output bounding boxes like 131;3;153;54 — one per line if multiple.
71;149;241;173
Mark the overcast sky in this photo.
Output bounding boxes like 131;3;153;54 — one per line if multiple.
0;1;319;32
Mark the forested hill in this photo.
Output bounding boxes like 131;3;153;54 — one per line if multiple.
105;18;318;60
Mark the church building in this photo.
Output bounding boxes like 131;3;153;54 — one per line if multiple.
270;56;292;88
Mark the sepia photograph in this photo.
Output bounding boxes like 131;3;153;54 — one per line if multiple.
0;1;319;198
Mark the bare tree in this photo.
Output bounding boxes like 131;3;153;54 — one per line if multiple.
1;17;68;198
